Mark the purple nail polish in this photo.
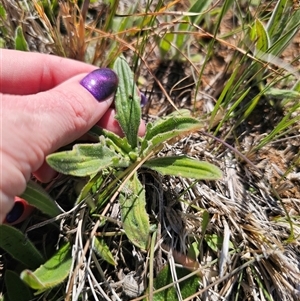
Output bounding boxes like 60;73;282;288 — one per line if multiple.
80;68;118;102
140;92;148;107
5;201;25;224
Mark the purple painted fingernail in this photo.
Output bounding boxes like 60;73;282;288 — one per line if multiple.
4;197;34;225
140;92;148;107
5;201;25;224
80;68;118;102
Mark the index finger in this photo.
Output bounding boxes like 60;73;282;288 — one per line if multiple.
0;49;98;95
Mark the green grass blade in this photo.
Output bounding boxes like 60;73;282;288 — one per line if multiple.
266;0;289;39
268;9;300;56
255;104;300;150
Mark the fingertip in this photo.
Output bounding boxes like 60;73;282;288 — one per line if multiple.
33;161;58;183
35;73;117;152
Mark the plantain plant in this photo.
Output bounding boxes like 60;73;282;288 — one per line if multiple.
46;56;222;251
0;56;223;297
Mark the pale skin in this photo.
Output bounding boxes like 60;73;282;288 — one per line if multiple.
0;49;145;222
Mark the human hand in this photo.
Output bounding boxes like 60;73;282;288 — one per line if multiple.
0;49;145;223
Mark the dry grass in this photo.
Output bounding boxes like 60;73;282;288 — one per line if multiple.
1;0;300;300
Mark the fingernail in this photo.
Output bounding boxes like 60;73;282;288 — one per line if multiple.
4;197;34;225
140;92;148;107
80;68;119;102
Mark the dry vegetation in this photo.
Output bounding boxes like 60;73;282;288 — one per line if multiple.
0;0;300;300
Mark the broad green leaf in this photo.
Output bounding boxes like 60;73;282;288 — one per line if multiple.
176;0;212;52
5;270;33;301
93;237;117;266
20;180;61;217
141;109;203;155
176;21;190;52
0;225;44;269
14;26;28;51
21;243;72;293
119;173;150;250
147;265;200;301
0;38;6;48
143;156;222;180
47;140;126;176
113;56;141;148
145;111;201;140
110;0;137;33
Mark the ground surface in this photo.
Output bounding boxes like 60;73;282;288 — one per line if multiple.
1;1;300;300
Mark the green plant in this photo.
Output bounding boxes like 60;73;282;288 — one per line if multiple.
1;0;300;300
5;56;220;296
46;56;221;247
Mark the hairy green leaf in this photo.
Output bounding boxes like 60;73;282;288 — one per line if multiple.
141;109;202;155
143;156;222;180
113;56;141;148
5;270;33;301
265;88;300;99
0;225;44;269
47;141;126;176
21;243;72;293
93;237;117;266
119;173;150;250
20;180;61;217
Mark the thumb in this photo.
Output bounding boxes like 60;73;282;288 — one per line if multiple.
0;69;118;220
